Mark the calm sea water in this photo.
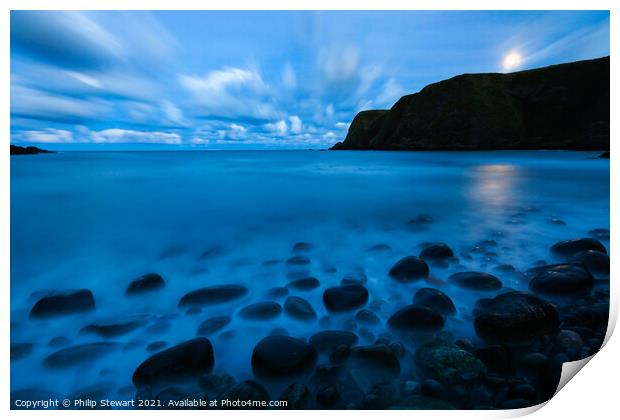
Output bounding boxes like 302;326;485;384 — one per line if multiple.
10;150;610;400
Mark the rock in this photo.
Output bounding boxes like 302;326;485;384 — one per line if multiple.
415;344;486;383
349;344;400;379
10;145;55;155
329;344;351;364
178;284;248;307
309;330;358;353
266;286;289;298
474;292;559;344
197;316;231;335
286;277;320;291
80;320;143;338
280;383;312;409
550;238;607;258
494;264;516;273
132;338;214;387
146;341;168;352
449;271;502;291
413;288;456;316
239;301;282;320
251;335;317;379
199;373;235;395
292;242;313;253
528;264;594;298
341;272;368;285
284;296;317;321
367;244;392;252
323;284;369;313
48;336;70;347
330;57;610;152
388;256;429;282
355;309;381;325
43;342;117;368
11;343;33;361
221;381;269;408
407;214;434;226
420;379;444;398
126;273;165;295
419;243;454;260
387;305;445;333
475;345;514;374
30;289;95;318
316;385;340;406
589;228;610;240
571;251;610;275
286;256;311;265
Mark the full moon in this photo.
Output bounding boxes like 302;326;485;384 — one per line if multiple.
502;51;522;71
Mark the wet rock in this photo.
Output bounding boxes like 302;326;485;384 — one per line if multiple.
284;296;317;321
199;373;235;396
197;316;231;335
286;277;320;291
280;383;312;409
266;286;289;299
413;288;456;316
80;320;143;338
286;256;311;265
387;305;445;333
11;343;33;361
449;272;502;291
178;284;248;307
251;335;317;380
407;214;434;227
126;273;165;295
198;246;226;260
239;301;282;320
329;344;351;364
528;264;594;298
48;336;70;347
355;309;380;325
323;284;369;313
146;341;168;352
475;345;514;374
420;379;444;398
309;330;358;353
589;228;610;240
30;289;95;318
43;342;117;369
349;344;400;379
341;272;368;285
316;385;340;406
367;244;392;252
571;251;610;275
132;338;214;387
419;243;454;260
494;264;516;273
551;238;607;258
416;344;486;383
221;381;269;408
388;256;429;282
474;292;559;344
292;242;313;253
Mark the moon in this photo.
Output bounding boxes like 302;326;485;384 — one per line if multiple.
502;51;523;71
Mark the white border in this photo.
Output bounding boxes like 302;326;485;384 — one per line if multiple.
2;2;616;419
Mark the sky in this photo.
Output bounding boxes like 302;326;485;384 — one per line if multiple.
10;10;610;150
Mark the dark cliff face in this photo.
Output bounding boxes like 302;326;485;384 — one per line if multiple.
331;56;610;151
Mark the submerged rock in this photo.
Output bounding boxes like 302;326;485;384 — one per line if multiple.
474;292;559;344
388;256;429;282
126;273;165;295
528;264;594;298
292;242;313;253
178;284;248;307
449;271;502;291
571;251;610;275
387;305;445;333
286;277;320;291
43;342;117;369
30;289;95;318
197;316;231;335
413;288;456;316
415;344;486;383
550;238;607;258
309;330;358;353
251;335;317;379
132;338;214;387
355;309;381;325
11;343;34;361
284;296;317;321
80;320;143;338
265;286;289;299
280;383;312;409
367;244;392;252
349;344;400;379
419;243;454;260
286;256;311;265
323;284;369;313
239;301;282;320
588;228;610;240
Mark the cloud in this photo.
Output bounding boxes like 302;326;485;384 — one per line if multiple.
90;128;181;144
289;116;302;134
179;67;279;121
265;120;288;136
281;62;297;89
10;11;124;69
11;129;75;143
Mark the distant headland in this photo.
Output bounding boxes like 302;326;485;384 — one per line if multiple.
10;145;55;155
331;56;609;151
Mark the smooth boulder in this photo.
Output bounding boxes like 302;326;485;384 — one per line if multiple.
132;338;214;387
43;342;116;368
197;316;231;335
415;344;486;383
126;273;165;295
30;289;95;318
284;296;317;321
419;243;454;260
387;305;445;333
449;272;502;291
528;264;594;298
286;277;320;291
309;330;358;353
323;284;369;313
251;335;317;379
178;284;248;307
550;238;607;258
388;256;429;282
413;288;456;316
239;301;282;320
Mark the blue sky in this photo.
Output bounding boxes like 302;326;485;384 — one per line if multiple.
10;10;610;150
